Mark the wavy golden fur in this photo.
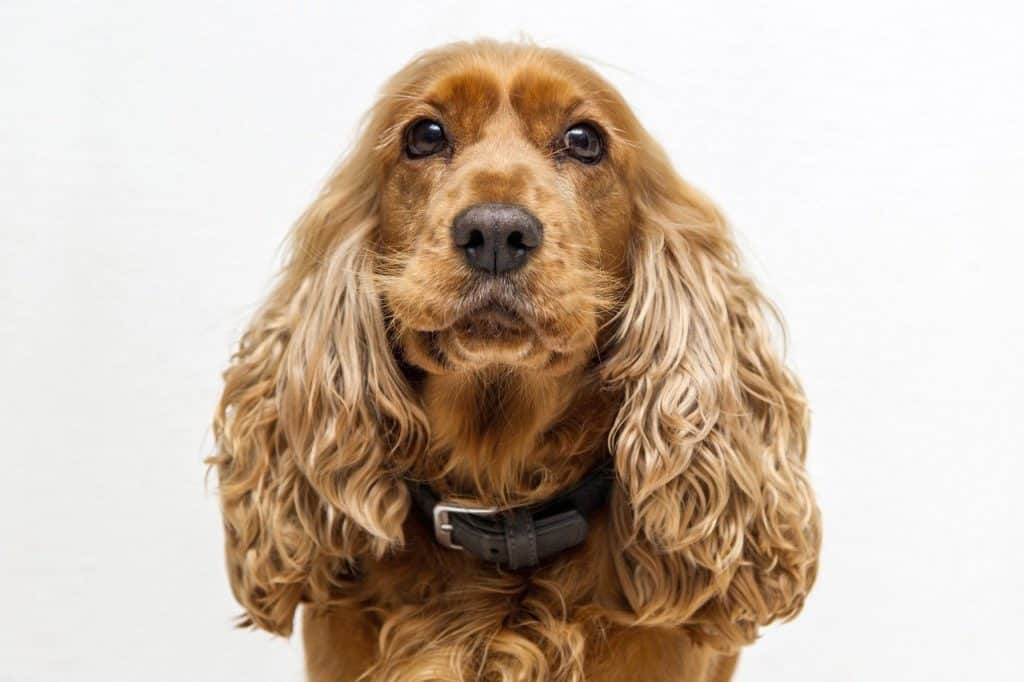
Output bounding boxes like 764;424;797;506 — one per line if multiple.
211;40;820;681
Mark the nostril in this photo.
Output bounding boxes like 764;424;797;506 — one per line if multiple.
465;229;485;249
506;230;525;250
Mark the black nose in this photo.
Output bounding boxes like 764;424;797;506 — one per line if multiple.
451;203;543;274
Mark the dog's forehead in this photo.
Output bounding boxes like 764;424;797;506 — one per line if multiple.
425;61;590;139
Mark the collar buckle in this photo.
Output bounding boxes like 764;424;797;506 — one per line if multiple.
431;502;499;550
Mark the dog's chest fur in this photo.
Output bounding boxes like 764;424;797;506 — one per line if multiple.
304;514;736;682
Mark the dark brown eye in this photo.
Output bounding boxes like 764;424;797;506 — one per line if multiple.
562;123;603;163
405;119;447;158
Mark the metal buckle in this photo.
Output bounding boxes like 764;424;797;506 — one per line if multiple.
432;502;499;550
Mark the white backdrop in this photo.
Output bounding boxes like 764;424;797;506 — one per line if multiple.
3;1;1022;680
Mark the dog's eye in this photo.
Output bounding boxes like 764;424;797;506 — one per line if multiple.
562;123;603;163
405;119;448;158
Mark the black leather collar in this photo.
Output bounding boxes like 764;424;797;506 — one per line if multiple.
407;461;614;569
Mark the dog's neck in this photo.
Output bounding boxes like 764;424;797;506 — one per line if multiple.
416;365;616;507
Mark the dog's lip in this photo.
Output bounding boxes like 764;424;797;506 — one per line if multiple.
451;300;531;337
444;280;536;328
406;288;586;358
466;300;524;323
401;279;554;342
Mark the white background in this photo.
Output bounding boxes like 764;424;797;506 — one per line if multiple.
2;1;1022;680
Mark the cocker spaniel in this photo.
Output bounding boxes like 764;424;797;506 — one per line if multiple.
211;40;820;681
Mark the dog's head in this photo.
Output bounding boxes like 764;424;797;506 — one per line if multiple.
375;48;634;375
213;41;819;646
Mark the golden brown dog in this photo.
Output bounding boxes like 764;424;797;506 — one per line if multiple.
211;40;820;681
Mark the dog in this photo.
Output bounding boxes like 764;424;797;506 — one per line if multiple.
211;40;820;681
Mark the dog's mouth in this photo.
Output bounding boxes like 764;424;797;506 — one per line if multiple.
452;301;531;341
419;289;545;369
393;276;593;373
399;292;593;375
437;278;541;343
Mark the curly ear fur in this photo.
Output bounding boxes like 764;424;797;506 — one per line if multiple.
605;140;821;648
210;135;427;635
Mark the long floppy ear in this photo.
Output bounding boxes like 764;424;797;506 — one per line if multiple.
605;141;821;648
210;139;427;635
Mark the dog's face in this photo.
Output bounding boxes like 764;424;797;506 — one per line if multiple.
377;53;637;375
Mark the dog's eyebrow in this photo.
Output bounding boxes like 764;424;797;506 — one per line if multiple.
423;71;503;118
506;76;615;136
564;99;598;122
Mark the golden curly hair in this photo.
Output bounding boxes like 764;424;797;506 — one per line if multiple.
211;40;820;681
